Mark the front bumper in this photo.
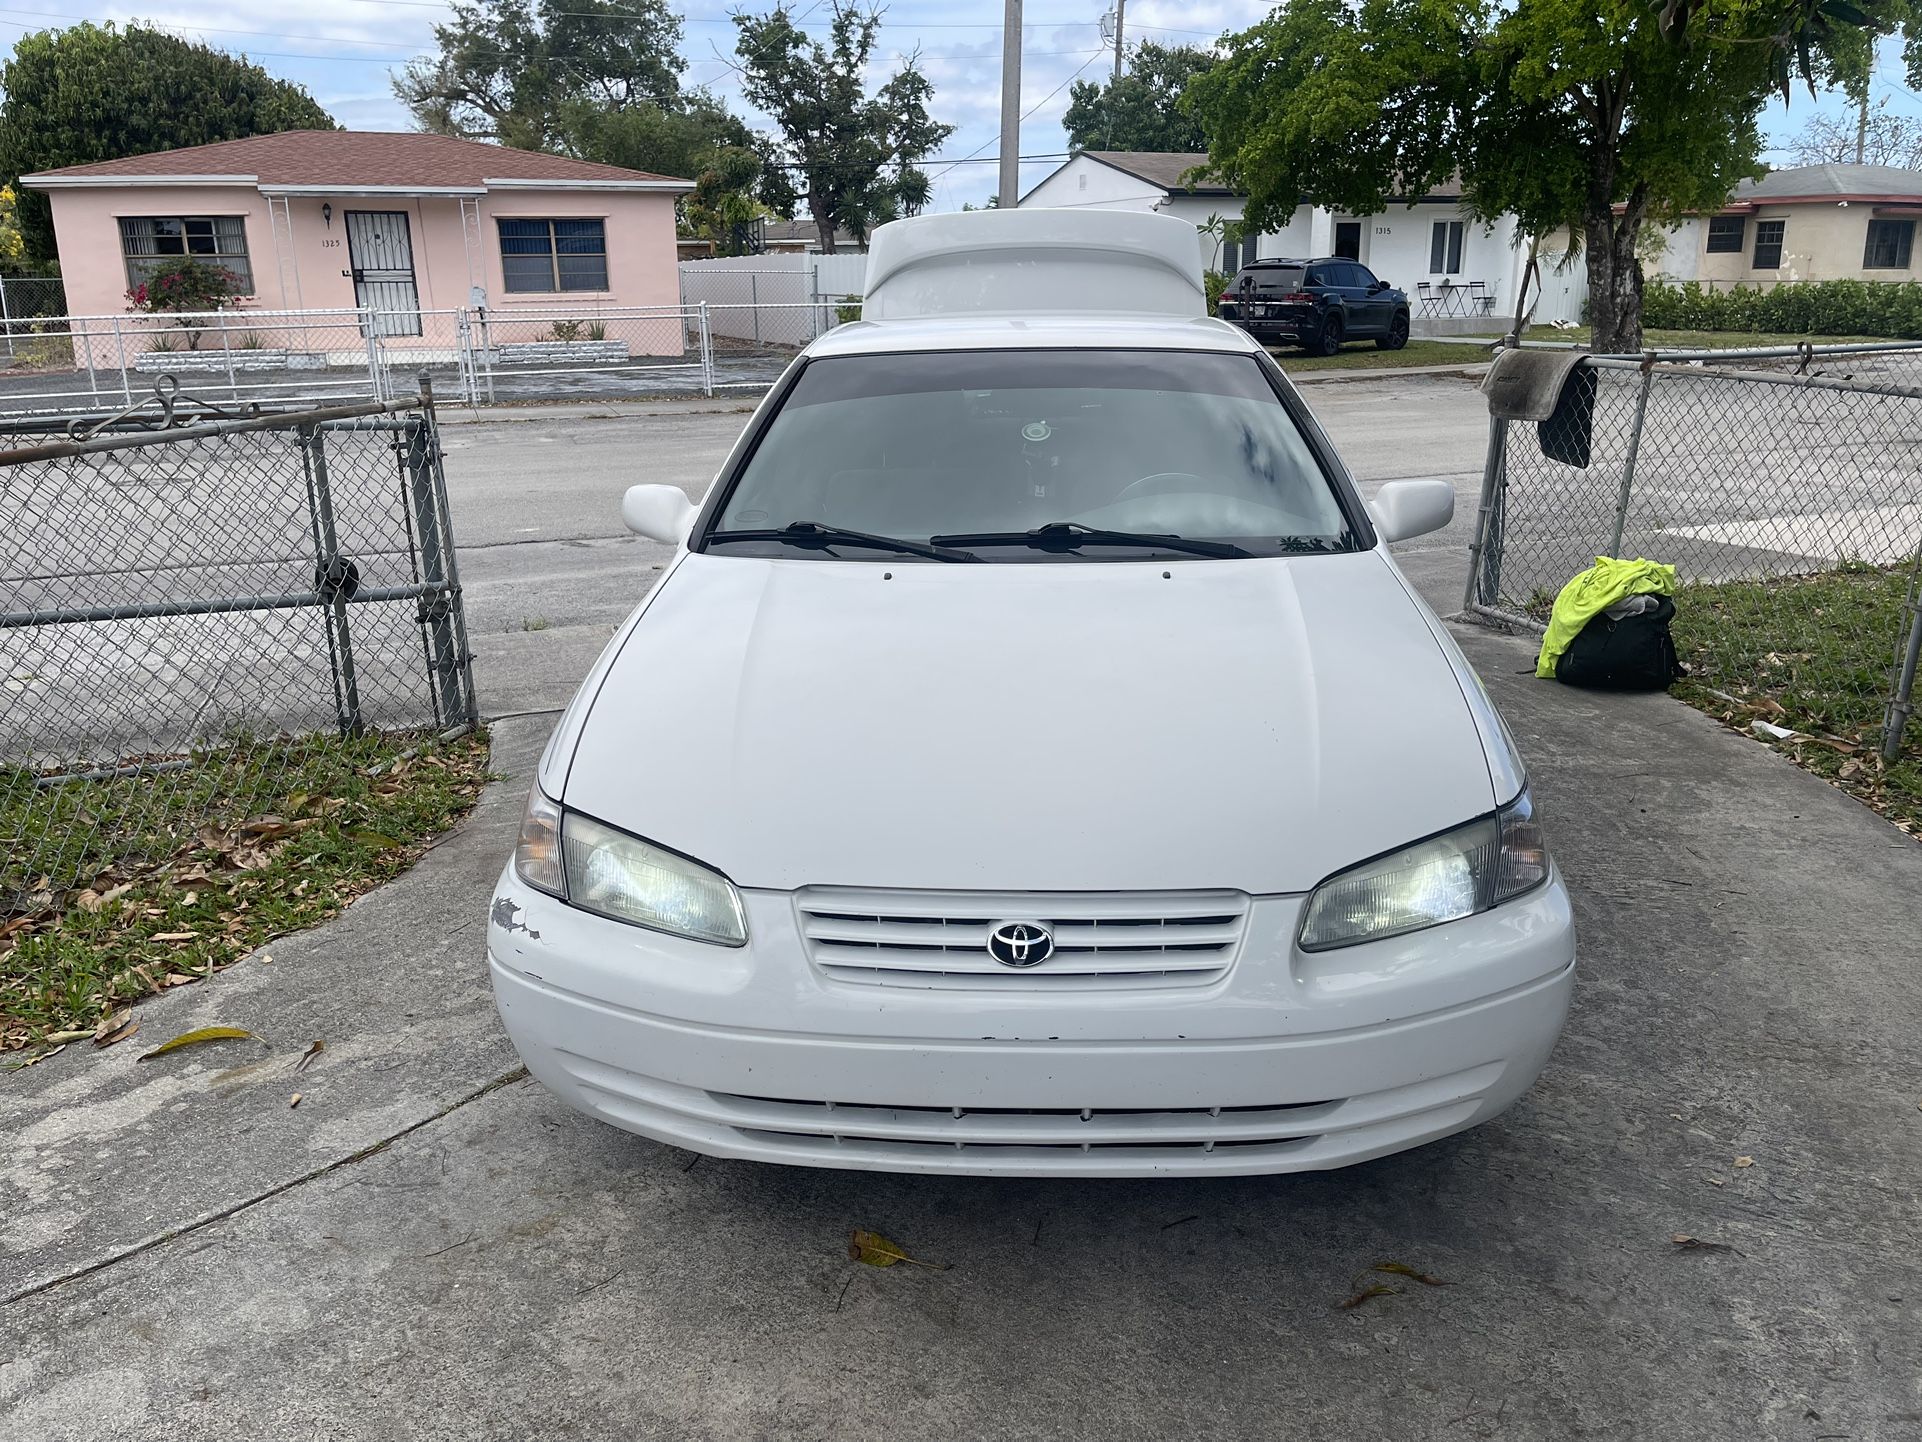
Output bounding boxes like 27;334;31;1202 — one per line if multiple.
488;871;1576;1178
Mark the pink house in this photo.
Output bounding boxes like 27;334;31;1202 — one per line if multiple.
22;130;692;358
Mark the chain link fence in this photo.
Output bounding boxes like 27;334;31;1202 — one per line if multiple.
1465;343;1922;763
1;383;477;915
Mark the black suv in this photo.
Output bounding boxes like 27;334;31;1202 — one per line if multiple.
1217;257;1410;356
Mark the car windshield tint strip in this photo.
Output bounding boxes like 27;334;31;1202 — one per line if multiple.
775;349;1283;409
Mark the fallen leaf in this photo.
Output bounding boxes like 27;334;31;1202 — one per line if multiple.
43;1029;93;1044
94;1016;139;1048
150;931;200;943
79;882;134;913
1374;1261;1451;1286
1733;1155;1754;1169
295;1039;325;1071
1338;1282;1399;1310
347;830;403;851
289;1092;303;1109
847;1229;949;1270
1707;1176;1725;1187
1671;1233;1739;1255
18;1043;67;1067
163;973;198;987
138;1026;254;1061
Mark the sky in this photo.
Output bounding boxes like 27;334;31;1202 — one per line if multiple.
1;0;1918;213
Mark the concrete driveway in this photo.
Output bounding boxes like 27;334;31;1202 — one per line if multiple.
4;373;1919;1441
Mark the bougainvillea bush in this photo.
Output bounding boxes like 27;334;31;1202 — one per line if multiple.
125;257;245;348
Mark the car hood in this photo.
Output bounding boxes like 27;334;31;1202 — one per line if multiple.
562;550;1496;894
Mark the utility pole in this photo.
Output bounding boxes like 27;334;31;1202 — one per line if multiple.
998;0;1022;208
1111;0;1125;83
1856;91;1869;165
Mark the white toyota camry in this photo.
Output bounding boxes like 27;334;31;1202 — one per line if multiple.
488;208;1575;1177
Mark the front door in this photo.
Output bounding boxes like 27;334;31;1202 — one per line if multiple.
345;210;422;336
1333;221;1362;261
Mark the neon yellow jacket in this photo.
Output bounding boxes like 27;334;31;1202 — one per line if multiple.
1536;556;1678;678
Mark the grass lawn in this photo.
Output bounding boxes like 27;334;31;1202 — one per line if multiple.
1272;338;1491;372
1;729;490;1058
1669;566;1921;839
1482;324;1902;351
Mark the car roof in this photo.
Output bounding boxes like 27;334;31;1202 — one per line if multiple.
803;312;1267;360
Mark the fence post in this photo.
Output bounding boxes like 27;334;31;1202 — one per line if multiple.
0;276;11;359
102;317;121;403
1609;361;1658;558
1884;558;1922;764
301;423;364;737
362;307;384;401
217;311;239;402
406;373;478;728
1463;413;1509;613
751;273;761;345
699;302;714;396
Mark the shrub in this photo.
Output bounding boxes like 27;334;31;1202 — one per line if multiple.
585;320;607;341
124;258;245;349
547;319;586;343
834;297;862;326
1640;277;1922;339
1203;269;1231;317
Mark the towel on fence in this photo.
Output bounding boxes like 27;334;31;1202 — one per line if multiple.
1481;347;1587;421
1536;556;1679;678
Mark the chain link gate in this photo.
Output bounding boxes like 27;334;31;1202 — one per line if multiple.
0;380;478;914
1465;344;1922;764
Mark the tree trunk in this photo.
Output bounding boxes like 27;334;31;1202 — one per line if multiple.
1584;184;1649;354
811;197;838;255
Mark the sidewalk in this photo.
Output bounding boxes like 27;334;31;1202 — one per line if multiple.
3;623;1919;1439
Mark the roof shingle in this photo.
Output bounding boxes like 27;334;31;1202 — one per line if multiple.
24;130;688;187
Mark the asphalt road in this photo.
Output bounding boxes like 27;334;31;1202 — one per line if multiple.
444;372;1494;721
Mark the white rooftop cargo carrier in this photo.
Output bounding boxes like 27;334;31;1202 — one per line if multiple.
859;208;1207;321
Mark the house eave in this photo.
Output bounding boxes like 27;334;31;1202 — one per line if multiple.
258;184;487;198
22;173;259;190
483;177;694;193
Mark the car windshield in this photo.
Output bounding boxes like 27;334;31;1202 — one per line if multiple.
706;349;1356;561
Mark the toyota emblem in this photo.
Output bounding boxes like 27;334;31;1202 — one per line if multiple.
987;921;1054;968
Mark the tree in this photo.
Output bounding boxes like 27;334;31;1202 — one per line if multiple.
1187;0;1910;352
733;4;953;254
1063;43;1218;153
0;23;335;263
394;0;682;150
125;258;245;347
1790;101;1922;166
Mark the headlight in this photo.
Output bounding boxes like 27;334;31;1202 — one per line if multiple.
1298;787;1548;952
510;788;748;946
560;810;747;946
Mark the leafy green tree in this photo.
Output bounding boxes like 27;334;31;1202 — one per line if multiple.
0;23;335;263
1187;0;1909;352
1064;43;1218;153
394;0;682;150
733;4;953;254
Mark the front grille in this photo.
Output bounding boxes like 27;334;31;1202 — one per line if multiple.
715;1092;1336;1156
795;887;1249;989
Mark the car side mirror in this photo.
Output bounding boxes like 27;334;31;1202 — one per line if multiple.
622;484;698;544
1370;280;1389;293
1367;479;1454;543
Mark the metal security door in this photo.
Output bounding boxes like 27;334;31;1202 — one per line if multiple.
345;211;422;336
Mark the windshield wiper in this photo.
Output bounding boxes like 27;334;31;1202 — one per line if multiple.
705;520;979;563
929;521;1253;559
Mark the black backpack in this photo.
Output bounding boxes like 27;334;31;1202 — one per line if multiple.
1554;594;1685;691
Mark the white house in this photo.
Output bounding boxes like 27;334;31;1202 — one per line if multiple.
1018;151;1585;327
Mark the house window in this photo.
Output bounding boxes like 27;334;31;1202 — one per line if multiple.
1864;218;1914;269
117;216;252;292
1753;219;1786;270
498;218;609;292
1705;216;1745;254
1429;219;1464;274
